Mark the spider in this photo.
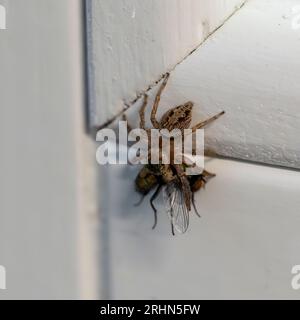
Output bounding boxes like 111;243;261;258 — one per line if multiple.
124;73;224;234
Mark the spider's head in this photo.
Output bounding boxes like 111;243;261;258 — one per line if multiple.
175;101;193;129
173;101;193;116
178;101;194;120
181;101;194;117
183;101;194;110
160;101;194;130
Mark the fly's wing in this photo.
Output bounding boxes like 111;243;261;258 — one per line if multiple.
163;181;189;234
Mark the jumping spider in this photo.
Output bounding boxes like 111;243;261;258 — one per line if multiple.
124;73;224;235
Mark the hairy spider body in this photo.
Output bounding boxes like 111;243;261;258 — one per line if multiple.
125;73;224;233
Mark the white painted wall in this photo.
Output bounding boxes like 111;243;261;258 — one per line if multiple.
101;158;300;299
87;0;246;126
1;0;298;300
91;0;300;299
125;0;300;169
0;0;98;299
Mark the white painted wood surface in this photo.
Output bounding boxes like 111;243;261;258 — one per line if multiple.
90;0;300;299
101;159;300;299
0;0;98;299
126;0;300;169
87;0;245;126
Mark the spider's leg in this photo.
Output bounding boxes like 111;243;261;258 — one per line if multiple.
169;204;175;236
150;183;162;230
191;111;225;133
171;220;175;236
122;114;133;133
151;73;170;129
120;114;136;165
192;192;201;218
139;94;148;129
